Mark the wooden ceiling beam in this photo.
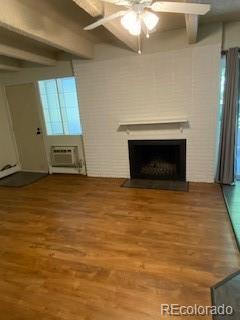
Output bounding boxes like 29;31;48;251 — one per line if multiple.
0;42;56;66
73;0;103;17
0;0;94;59
185;14;199;44
0;56;21;71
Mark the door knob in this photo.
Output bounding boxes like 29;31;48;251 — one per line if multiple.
36;128;41;135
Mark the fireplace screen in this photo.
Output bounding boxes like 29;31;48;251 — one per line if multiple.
128;140;186;181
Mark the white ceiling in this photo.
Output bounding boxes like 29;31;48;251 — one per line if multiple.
150;0;240;32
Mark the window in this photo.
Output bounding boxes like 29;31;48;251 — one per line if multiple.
219;55;226;112
38;77;82;135
218;55;226;137
216;56;226;168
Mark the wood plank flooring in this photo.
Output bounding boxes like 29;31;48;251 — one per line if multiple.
0;175;239;320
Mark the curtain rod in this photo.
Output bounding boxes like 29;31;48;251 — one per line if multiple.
221;49;240;54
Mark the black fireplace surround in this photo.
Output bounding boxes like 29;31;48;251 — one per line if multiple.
128;139;186;181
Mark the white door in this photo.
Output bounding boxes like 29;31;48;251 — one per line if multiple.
6;83;48;172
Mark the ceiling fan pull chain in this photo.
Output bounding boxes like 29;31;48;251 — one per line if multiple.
138;34;142;54
141;21;150;38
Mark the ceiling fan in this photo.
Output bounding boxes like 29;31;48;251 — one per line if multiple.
84;0;210;37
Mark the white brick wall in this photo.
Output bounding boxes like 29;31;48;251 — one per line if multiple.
73;44;221;183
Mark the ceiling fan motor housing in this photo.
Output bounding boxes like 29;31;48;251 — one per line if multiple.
130;0;152;4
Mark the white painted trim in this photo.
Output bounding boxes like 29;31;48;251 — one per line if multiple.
34;81;50;170
119;118;189;126
1;85;21;167
0;165;20;179
49;166;83;175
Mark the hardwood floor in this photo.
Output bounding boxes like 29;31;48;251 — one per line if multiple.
0;175;239;320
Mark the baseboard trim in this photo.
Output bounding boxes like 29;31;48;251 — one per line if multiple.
49;166;84;175
0;165;20;179
21;169;49;173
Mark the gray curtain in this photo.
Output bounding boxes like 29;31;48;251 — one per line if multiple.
217;48;239;185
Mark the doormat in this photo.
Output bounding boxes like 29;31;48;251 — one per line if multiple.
221;183;240;251
211;270;240;319
121;179;189;192
0;171;48;187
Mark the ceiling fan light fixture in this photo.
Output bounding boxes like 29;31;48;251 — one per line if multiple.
128;18;141;36
121;11;137;31
142;11;159;31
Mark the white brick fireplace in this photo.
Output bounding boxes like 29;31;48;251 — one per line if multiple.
73;42;221;183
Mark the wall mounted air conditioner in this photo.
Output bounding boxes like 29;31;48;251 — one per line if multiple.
51;146;79;167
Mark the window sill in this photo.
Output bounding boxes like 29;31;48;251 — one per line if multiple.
46;134;83;137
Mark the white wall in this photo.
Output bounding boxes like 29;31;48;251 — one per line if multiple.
0;61;86;174
0;61;74;85
223;21;240;50
92;22;222;59
73;25;222;182
0;85;18;170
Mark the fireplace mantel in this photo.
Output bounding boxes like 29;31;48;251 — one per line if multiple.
119;117;188;127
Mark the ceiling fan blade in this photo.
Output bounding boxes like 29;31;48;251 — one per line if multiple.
99;0;130;5
150;1;210;15
84;10;127;30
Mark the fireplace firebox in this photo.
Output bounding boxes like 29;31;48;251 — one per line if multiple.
128;139;186;181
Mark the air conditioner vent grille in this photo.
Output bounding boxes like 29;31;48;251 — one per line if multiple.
51;146;79;167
